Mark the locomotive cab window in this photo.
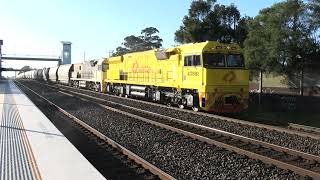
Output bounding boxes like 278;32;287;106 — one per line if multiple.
103;64;108;72
226;54;245;68
203;53;225;68
98;64;108;72
184;55;201;66
193;55;201;66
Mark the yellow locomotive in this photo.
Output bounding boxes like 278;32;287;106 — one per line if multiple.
106;41;249;113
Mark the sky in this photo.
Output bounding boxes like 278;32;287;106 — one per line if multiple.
0;0;281;77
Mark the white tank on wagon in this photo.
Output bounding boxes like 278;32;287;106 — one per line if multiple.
30;70;35;79
57;64;73;85
16;72;25;79
23;71;28;79
29;70;36;79
43;68;50;81
36;69;43;80
32;70;37;79
25;71;31;79
26;71;32;79
48;66;59;82
24;71;29;79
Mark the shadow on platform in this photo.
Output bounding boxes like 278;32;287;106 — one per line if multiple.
0;125;64;138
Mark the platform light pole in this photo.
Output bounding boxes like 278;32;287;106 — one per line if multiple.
259;69;263;105
297;55;304;96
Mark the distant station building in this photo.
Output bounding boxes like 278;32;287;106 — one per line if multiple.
61;41;72;64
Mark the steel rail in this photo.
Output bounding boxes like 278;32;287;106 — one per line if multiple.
30;80;320;179
289;123;320;135
36;80;320;140
15;80;175;180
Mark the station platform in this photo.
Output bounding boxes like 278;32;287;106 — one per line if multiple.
0;80;105;180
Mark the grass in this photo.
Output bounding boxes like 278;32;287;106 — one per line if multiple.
250;72;320;88
251;74;289;88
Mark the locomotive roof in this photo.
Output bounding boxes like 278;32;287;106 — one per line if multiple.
176;41;241;53
108;41;241;60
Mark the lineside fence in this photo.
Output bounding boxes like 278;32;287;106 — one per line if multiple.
249;93;320;113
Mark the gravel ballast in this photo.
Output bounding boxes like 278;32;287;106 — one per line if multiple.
16;80;301;179
49;82;320;156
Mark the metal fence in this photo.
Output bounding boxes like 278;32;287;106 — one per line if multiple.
249;93;320;113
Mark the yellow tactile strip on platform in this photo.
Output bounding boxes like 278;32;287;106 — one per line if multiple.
0;85;42;180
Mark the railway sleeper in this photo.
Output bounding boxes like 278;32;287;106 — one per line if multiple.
236;141;250;147
257;148;272;154
285;156;301;162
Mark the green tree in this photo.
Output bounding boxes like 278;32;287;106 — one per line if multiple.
236;16;253;47
19;66;32;74
174;0;248;46
244;0;318;79
309;0;320;27
122;35;145;52
112;46;129;57
113;27;163;56
140;27;163;49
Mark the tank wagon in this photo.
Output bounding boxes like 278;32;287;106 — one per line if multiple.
43;68;50;81
18;41;249;113
48;66;59;82
25;70;36;79
35;69;43;80
16;72;25;79
57;64;73;85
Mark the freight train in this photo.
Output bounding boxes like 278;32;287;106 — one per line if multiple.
17;41;249;113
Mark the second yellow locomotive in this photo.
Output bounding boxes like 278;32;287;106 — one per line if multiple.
106;41;249;113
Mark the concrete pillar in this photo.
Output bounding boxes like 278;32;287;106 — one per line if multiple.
61;41;71;64
0;40;3;77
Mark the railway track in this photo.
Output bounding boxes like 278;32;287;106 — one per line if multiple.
29;80;320;157
21;80;320;179
15;80;175;180
38;80;320;140
289;123;320;136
